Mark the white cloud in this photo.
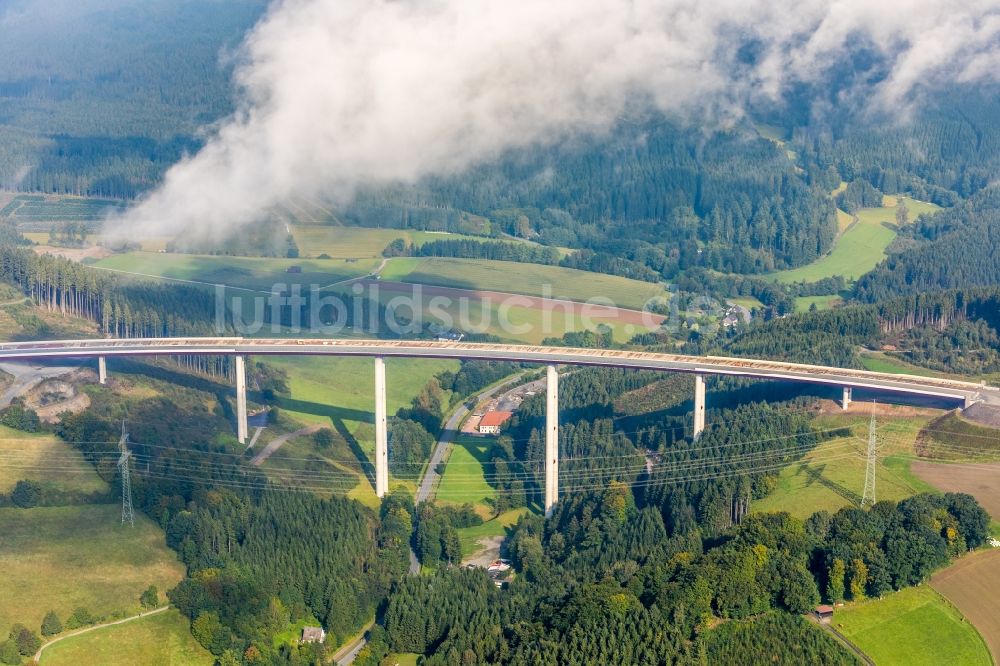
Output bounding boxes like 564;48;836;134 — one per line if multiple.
109;0;1000;241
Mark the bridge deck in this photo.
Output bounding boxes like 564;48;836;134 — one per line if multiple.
0;337;994;403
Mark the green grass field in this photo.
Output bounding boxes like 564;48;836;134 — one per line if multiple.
290;225;490;259
386;654;420;666
753;415;934;519
380;257;664;311
40;608;212;666
0;424;107;495
261;355;459;504
770;197;940;283
834;586;991;666
795;295;842;312
0;504;186;633
456;508;530;555
353;284;655;344
93;252;378;291
728;296;765;310
436;433;495;507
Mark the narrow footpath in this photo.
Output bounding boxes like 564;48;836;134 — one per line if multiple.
34;606;170;662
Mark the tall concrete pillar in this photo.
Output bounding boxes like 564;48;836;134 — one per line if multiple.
544;364;559;518
374;356;388;498
842;386;853;411
98;356;107;385
693;374;706;440
235;355;248;444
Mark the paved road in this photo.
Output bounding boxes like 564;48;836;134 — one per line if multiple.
333;621;375;666
34;606;170;662
249;424;321;466
245;426;264;450
414;375;528;505
0;361;77;408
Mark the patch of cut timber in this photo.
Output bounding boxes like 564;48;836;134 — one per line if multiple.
931;549;1000;661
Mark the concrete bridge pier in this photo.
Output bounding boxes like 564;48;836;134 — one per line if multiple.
98;356;107;385
374;356;389;498
693;374;706;439
842;386;853;410
235;355;248;444
544;364;559;518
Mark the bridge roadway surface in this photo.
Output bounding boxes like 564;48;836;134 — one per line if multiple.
0;337;996;405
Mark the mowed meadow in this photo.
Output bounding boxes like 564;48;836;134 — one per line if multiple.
380;256;664;311
258;355;459;505
0;504;186;633
40;608;212;666
770;196;940;283
834;585;991;666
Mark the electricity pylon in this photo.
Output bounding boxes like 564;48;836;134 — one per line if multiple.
861;402;877;508
117;420;134;527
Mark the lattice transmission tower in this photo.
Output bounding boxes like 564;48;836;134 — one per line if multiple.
861;402;878;508
117;420;134;527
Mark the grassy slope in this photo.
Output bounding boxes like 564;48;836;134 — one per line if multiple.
355;286;654;345
834;586;991;666
0;424;106;494
859;352;1000;385
93;252;378;291
40;607;212;666
456;508;530;555
917;410;1000;459
262;355;459;505
436;433;496;508
290;226;487;259
771;197;940;283
794;295;843;313
0;504;186;632
753;415;935;519
380;256;664;311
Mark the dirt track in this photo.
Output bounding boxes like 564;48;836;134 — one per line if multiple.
931;549;1000;661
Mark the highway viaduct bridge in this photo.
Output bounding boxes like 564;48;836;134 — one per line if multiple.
1;337;995;517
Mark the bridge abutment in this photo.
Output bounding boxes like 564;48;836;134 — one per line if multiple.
235;355;248;444
375;356;388;498
544;364;559;518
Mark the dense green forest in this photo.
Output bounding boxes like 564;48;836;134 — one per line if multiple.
795;90;1000;207
361;487;986;664
355;121;838;276
0;0;267;197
